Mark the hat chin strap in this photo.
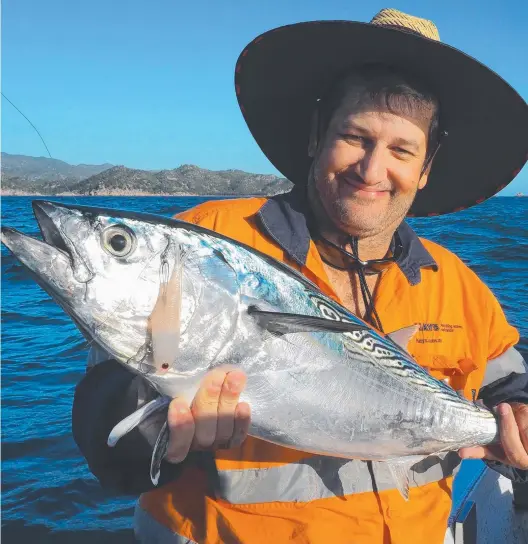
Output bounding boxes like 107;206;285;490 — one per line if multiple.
420;130;448;178
349;236;384;332
307;164;394;333
316;233;386;332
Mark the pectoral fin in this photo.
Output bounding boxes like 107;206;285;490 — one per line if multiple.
248;306;370;336
150;240;189;373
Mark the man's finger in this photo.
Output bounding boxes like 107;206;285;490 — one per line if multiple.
215;371;247;446
458;445;503;462
498;403;528;469
511;403;528;454
228;401;251;449
191;370;226;448
166;398;195;463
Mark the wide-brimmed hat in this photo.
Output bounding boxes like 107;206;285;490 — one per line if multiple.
234;8;528;216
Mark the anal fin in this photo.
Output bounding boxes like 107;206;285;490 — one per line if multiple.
385;455;424;501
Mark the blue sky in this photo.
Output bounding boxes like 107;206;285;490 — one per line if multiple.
2;0;527;194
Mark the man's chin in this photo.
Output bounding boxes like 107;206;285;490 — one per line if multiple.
332;196;398;230
340;198;386;217
334;212;388;236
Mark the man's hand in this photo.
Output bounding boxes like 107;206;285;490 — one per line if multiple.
459;402;528;470
164;369;251;464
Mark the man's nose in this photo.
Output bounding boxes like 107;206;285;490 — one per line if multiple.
356;145;387;186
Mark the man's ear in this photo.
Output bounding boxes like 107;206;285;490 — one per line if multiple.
308;108;319;158
419;130;447;190
418;155;434;189
418;170;429;190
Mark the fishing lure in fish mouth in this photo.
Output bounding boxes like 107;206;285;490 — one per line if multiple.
1;200;499;498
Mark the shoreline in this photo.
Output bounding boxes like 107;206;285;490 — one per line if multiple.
1;191;521;198
0;191;268;198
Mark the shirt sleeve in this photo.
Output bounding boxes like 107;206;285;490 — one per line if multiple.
485;285;520;362
174;203;220;228
479;283;525;405
72;359;204;495
476;285;527;483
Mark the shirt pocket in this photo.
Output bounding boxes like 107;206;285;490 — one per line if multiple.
411;353;478;398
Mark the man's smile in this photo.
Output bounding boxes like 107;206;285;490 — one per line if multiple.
338;174;391;199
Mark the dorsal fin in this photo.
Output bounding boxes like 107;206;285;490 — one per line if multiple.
388;325;420;351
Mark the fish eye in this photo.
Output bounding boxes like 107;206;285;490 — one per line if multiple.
102;225;136;258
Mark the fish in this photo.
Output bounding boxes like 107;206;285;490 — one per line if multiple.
1;200;499;498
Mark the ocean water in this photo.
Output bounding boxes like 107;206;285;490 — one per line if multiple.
1;195;527;542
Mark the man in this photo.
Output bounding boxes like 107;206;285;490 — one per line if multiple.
73;9;528;543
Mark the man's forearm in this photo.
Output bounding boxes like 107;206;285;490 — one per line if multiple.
72;359;194;495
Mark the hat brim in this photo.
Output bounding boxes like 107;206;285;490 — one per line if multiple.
235;21;528;217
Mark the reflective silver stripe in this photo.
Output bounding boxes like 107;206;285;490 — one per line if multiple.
134;502;197;544
217;453;460;504
482;348;527;388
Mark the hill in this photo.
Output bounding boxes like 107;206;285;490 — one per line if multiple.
1;153;292;196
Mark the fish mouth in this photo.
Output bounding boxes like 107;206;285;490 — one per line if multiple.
1;201;73;264
1;200;97;340
32;200;72;255
0;200;82;296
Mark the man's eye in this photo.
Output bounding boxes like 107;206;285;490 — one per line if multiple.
342;134;363;143
394;147;413;156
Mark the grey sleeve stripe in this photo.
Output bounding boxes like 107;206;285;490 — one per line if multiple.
481;348;527;388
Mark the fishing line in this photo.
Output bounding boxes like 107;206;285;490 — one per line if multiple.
2;92;52;159
2;97;170;368
1;92;80;203
1;97;146;358
3;97;185;366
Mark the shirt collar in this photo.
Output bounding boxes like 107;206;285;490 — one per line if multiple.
256;186;438;286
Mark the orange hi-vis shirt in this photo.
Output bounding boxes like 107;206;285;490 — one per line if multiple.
139;193;519;544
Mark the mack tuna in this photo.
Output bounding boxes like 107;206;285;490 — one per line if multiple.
1;200;499;497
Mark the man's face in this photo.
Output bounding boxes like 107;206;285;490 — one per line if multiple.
310;94;432;238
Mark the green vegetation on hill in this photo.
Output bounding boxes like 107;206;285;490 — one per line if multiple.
1;153;292;196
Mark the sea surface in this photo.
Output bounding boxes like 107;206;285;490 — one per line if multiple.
1;196;527;542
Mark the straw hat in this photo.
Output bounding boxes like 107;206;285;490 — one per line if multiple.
235;9;528;216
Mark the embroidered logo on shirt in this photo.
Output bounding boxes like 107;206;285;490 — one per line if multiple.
415;323;463;343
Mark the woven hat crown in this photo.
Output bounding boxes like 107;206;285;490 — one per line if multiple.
370;8;440;41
